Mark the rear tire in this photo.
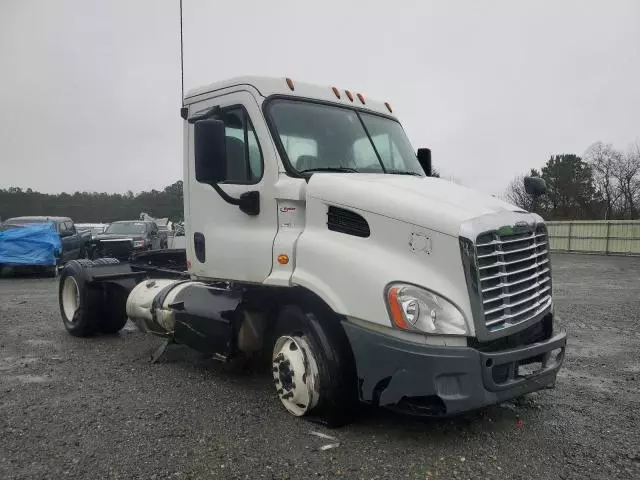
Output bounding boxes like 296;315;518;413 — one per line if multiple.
99;286;128;334
58;261;102;337
271;303;358;427
45;264;58;278
92;258;120;266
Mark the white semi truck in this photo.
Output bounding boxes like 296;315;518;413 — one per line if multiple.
58;76;567;426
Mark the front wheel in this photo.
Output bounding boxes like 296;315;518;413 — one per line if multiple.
271;304;358;427
272;334;321;417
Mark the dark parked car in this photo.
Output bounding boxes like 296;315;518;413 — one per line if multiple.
89;220;163;260
1;216;89;262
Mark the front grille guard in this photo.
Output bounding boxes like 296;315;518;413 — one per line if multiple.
459;211;553;342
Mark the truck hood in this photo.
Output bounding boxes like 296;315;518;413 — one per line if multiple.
306;174;526;237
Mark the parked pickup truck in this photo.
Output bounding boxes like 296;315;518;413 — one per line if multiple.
88;220;164;260
0;216;90;274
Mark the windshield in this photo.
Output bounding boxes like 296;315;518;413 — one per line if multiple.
266;99;424;175
105;222;147;235
78;225;105;235
87;226;105;235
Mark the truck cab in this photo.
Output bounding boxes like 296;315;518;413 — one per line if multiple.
58;76;566;425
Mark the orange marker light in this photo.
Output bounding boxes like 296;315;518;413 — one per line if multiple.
277;254;289;265
385;102;393;113
345;90;354;102
286;78;295;91
357;93;365;104
332;86;341;99
388;287;409;329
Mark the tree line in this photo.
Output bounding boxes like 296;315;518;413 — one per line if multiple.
0;181;184;223
505;141;640;220
2;142;639;224
1;169;441;224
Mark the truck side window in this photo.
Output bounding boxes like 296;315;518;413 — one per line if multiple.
59;222;70;236
221;108;263;184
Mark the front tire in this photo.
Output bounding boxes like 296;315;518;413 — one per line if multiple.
271;303;358;427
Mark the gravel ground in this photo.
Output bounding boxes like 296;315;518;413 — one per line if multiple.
0;253;639;480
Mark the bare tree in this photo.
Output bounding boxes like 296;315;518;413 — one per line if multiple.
504;174;534;211
441;174;463;185
612;142;640;219
583;142;623;219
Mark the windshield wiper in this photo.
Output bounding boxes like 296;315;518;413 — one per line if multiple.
299;167;358;174
386;170;424;177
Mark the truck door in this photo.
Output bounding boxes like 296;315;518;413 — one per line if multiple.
186;90;278;283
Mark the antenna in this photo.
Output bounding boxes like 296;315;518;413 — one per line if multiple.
179;0;184;107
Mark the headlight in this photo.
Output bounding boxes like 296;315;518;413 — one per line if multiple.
133;240;146;248
386;283;468;335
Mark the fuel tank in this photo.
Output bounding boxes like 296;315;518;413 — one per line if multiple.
125;279;261;357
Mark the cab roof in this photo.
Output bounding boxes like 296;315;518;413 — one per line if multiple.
184;75;397;118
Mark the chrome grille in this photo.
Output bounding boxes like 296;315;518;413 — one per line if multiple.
474;224;551;332
97;240;133;261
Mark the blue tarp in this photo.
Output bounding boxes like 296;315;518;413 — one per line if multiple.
0;222;61;266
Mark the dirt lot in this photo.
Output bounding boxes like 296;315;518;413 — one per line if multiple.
0;253;639;480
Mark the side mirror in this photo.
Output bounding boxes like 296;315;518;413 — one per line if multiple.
417;148;432;176
194;119;227;184
524;176;547;197
193;117;260;216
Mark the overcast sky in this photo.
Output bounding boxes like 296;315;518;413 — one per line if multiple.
1;0;638;196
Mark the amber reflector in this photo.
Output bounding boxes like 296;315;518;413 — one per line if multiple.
286;78;295;91
277;254;289;265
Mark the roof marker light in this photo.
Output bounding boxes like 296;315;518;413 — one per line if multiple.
286;78;295;91
345;90;354;102
385;102;393;113
332;86;341;99
357;93;365;104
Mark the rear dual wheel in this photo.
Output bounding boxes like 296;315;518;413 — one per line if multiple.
59;259;128;337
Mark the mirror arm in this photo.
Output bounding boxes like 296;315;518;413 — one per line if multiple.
210;182;241;207
210;184;260;216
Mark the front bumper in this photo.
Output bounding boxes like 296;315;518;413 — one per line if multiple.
343;320;567;416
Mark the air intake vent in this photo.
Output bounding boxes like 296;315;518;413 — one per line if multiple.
327;206;370;238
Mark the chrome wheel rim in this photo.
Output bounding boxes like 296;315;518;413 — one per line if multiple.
272;335;320;416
